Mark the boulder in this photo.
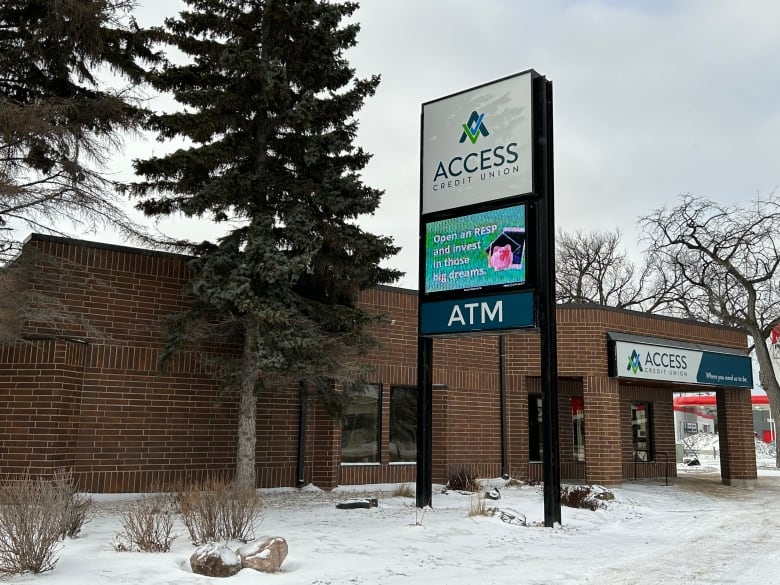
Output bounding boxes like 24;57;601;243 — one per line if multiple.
498;508;527;526
237;536;288;573
485;487;502;500
190;543;242;578
335;498;378;509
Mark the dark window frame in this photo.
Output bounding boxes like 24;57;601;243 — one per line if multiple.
572;396;585;462
389;385;417;464
631;401;654;462
528;393;543;462
341;383;382;464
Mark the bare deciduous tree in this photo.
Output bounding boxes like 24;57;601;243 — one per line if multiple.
555;228;668;312
640;192;780;466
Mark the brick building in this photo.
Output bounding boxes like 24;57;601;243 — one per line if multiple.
0;235;757;492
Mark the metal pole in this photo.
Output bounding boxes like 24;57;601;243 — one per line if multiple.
499;335;508;477
535;76;561;527
296;382;307;487
416;335;433;508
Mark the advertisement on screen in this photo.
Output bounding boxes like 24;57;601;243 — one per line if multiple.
424;204;526;295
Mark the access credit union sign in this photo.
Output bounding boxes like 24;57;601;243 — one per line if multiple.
611;338;753;388
421;72;533;215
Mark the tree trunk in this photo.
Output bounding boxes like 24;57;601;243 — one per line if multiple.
753;331;780;468
235;324;258;489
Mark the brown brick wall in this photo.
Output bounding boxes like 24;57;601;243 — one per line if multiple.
0;236;754;491
0;339;85;476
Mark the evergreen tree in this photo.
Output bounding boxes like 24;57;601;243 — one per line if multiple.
132;0;401;488
0;0;160;262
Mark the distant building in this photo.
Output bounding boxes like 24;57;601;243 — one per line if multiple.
674;394;775;443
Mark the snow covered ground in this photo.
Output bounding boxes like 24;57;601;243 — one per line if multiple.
5;438;780;585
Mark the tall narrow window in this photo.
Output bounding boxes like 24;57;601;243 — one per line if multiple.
631;401;653;462
341;383;381;464
528;394;543;461
389;385;416;463
572;396;585;462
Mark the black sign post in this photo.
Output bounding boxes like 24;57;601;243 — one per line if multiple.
534;77;561;527
415;335;433;508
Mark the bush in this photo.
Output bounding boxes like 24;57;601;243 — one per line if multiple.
446;466;480;492
115;495;176;552
560;485;603;511
391;483;414;498
179;480;263;545
467;494;497;517
0;473;88;574
52;470;92;538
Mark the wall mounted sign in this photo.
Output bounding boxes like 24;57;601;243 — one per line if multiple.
609;335;753;388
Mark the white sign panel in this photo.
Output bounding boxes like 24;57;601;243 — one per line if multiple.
616;340;701;384
421;72;534;215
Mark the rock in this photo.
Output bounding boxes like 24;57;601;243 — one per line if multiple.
498;508;527;526
237;536;288;573
485;487;501;500
335;498;378;509
190;543;242;578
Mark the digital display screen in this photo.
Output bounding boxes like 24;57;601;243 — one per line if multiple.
424;204;527;294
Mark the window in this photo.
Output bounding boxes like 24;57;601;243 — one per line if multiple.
389;386;417;463
572;396;585;462
631;402;653;462
528;394;543;461
341;383;381;464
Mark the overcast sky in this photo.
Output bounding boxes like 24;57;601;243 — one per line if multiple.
110;0;780;288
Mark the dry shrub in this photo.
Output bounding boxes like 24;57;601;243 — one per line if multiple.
447;466;480;492
560;485;603;511
0;473;87;574
467;494;497;517
391;483;414;498
115;495;176;552
51;470;92;538
179;480;263;545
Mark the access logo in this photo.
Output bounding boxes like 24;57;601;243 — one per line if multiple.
627;350;644;374
432;110;519;183
459;111;490;144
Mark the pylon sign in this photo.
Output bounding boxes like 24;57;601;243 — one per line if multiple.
419;70;539;336
416;69;560;527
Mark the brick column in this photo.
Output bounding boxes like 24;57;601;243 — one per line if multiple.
583;376;623;485
716;387;758;488
0;339;85;479
308;399;340;490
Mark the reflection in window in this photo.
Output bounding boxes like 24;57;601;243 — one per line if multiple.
572;396;585;462
341;384;381;463
631;402;653;462
389;386;416;463
528;394;543;461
